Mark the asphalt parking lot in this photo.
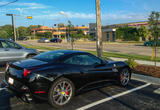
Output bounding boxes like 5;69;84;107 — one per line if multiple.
0;70;160;110
18;40;160;56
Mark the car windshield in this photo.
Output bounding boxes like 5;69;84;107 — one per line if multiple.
33;51;65;62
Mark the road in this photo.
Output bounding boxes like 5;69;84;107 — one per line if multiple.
18;40;160;57
0;70;160;110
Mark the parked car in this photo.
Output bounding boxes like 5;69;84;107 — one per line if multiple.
38;38;50;43
144;40;160;46
3;50;131;108
0;38;39;64
50;38;62;43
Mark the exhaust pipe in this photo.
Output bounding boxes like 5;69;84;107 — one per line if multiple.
20;93;33;103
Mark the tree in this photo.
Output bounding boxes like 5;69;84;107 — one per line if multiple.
18;26;30;38
67;21;75;50
44;32;52;38
77;29;84;35
28;25;41;30
116;27;125;39
1;25;13;37
0;30;9;38
148;11;160;67
116;26;139;41
137;26;149;41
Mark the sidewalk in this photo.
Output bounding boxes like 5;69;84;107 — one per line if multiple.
109;57;160;67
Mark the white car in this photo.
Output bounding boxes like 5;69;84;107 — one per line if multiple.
38;38;50;43
0;38;39;64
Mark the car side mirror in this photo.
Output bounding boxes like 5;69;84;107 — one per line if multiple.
16;46;22;49
94;60;106;68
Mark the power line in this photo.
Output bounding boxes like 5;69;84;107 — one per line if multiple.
0;0;18;8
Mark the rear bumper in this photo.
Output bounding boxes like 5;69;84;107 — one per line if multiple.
3;78;48;102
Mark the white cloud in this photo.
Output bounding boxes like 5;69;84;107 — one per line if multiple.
34;11;96;20
64;12;95;19
102;12;148;21
0;1;48;9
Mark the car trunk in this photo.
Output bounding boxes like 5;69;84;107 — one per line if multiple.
5;58;48;89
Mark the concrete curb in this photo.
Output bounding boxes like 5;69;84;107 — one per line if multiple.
132;73;160;85
109;57;160;67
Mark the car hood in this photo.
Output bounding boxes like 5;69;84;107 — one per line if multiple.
13;58;48;69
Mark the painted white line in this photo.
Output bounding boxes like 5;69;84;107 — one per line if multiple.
76;83;151;110
154;88;160;94
0;88;6;91
0;72;4;74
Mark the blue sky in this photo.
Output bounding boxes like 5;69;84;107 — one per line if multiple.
0;0;160;27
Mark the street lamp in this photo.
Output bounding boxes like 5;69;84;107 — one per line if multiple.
59;11;69;42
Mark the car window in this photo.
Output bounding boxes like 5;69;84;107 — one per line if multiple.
6;41;21;49
1;41;10;48
33;51;65;62
64;54;101;66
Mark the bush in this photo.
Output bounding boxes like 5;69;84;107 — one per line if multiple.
125;58;137;68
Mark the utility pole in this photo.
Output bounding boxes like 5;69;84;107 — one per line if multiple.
6;14;16;41
96;0;103;57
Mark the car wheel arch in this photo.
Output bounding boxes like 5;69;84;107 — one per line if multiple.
26;53;37;58
51;75;76;89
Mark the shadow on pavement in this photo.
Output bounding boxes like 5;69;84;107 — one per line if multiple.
0;88;14;110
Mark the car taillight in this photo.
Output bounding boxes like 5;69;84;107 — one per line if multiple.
6;63;9;71
24;69;31;77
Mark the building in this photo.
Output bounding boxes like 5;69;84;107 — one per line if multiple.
89;21;149;42
31;26;89;38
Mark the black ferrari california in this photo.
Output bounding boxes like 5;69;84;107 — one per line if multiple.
3;50;131;108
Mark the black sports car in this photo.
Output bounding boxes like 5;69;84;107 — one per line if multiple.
3;50;131;108
50;38;62;43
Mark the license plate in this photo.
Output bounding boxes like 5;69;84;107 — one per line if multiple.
8;77;14;85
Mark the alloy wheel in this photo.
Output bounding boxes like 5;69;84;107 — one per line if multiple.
53;81;72;106
120;69;130;86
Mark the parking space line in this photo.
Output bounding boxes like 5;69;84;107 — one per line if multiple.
154;88;160;94
0;72;4;74
76;83;151;110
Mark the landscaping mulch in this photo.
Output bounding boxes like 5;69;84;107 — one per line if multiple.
133;65;160;78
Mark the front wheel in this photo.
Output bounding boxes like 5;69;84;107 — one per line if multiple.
118;68;131;87
48;78;75;108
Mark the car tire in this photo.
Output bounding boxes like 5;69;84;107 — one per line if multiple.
118;68;131;87
48;77;75;108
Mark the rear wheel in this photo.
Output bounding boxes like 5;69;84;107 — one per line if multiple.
48;78;75;108
118;68;131;87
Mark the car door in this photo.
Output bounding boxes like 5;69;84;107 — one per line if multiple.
1;40;24;61
75;54;114;82
64;54;114;84
5;40;25;61
0;40;13;62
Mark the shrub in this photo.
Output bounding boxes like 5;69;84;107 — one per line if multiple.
125;58;137;68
